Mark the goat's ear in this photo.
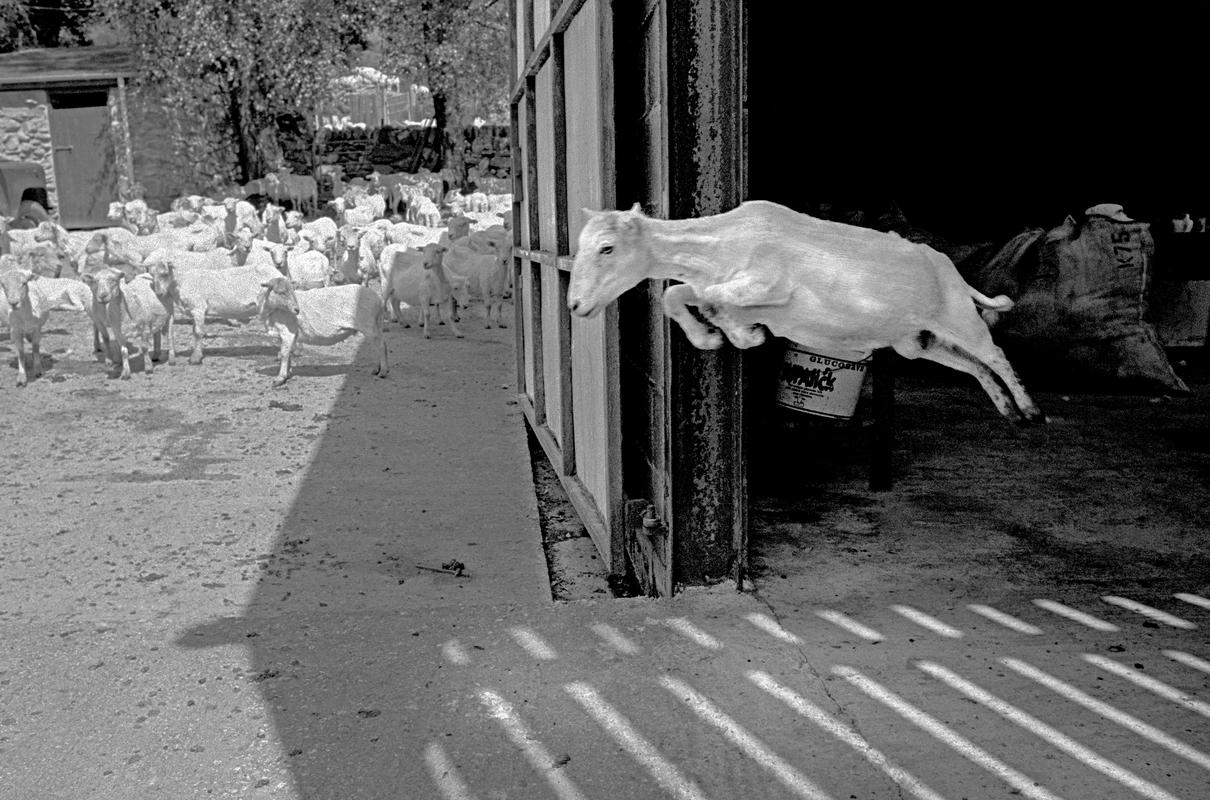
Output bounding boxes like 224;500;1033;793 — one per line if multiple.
581;207;598;222
628;202;643;216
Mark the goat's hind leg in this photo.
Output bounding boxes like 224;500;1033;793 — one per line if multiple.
894;332;1023;422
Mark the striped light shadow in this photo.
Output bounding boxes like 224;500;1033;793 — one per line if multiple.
1001;656;1210;772
565;681;712;800
815;610;884;642
1164;650;1210;676
749;671;949;800
1032;599;1120;632
590;622;640;655
508;626;558;660
745;612;803;645
660;617;723;650
1084;654;1210;720
891;605;963;638
425;742;480;800
442;639;471;666
967;604;1043;635
1174;593;1210;613
917;660;1181;800
1101;596;1197;630
660;676;835;800
833;665;1064;800
479;689;589;800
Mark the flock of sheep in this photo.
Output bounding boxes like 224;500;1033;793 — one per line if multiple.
0;170;513;388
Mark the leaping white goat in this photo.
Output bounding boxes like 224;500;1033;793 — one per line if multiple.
566;201;1044;423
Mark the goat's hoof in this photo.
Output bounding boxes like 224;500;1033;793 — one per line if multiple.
188;354;203;365
695;332;724;350
120;373;131;381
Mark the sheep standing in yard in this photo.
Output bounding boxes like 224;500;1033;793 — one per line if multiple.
268;241;330;290
81;266;172;378
441;241;511;328
0;268;97;386
379;242;468;338
149;259;281;365
257;276;388;386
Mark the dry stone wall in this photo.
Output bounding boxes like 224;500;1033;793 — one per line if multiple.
0;91;58;210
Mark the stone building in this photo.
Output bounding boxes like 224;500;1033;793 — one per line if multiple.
0;46;140;228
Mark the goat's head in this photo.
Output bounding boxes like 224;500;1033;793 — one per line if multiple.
567;203;649;318
0;268;36;308
258;276;300;317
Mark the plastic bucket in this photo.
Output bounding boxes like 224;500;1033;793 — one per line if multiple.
774;342;872;420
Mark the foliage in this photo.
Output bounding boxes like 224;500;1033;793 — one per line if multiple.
374;0;510;128
0;0;97;52
93;0;374;189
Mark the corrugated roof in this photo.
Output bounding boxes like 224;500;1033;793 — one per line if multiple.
0;46;137;89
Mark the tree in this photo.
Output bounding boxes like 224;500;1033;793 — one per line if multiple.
0;0;96;52
374;0;509;174
93;0;373;190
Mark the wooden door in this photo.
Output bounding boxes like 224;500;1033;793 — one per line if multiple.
48;89;119;229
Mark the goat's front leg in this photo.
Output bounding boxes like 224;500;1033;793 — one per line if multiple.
699;304;767;349
13;329;28;387
440;299;464;338
272;327;294;386
188;308;206;365
662;284;723;349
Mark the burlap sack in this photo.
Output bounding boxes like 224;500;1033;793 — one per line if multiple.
963;215;1188;394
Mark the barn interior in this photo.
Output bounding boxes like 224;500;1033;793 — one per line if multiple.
742;9;1210;598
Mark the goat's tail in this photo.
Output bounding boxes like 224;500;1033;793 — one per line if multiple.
969;287;1014;312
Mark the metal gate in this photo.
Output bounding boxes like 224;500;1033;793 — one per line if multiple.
48;89;119;229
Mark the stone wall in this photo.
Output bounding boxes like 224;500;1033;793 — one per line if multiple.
0;90;58;211
314;123;512;197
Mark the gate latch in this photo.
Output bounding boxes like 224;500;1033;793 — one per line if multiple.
642;504;663;532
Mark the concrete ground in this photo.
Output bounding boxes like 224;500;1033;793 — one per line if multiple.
2;302;1209;800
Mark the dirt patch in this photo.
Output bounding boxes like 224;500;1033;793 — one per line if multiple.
747;351;1210;606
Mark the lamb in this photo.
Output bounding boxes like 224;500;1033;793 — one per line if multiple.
261;204;288;243
406;196;442;227
257;276;388;386
440;242;510;328
0;269;96;386
330;197;377;228
331;229;362;285
446;214;473;242
223;197;263;242
568;201;1044;422
379;243;469;337
231;230;278;268
285;212;337;254
148;259;281;364
81;267;172;378
268;242;330;290
123;199;159;234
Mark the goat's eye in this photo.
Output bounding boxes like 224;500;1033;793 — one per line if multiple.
599;244;613;255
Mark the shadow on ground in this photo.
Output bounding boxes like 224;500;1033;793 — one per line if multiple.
173;323;548;798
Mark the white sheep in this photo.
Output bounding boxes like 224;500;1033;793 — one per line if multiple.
440;241;510;328
268;242;331;290
0;269;97;385
81;267;172;378
406;196;442;227
379;243;469;337
148;259;281;365
257;276;388;386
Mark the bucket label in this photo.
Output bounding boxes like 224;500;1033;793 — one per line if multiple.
775;345;870;419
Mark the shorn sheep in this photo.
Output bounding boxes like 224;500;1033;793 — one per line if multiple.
257;276;388;386
567;201;1044;423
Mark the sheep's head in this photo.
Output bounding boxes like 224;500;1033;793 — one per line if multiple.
258;276;299;318
567;203;649;318
447;215;472;241
0;268;36;308
263;204;282;223
81;267;125;304
267;244;288;275
148;260;176;298
284;210;303;230
234;229;254;252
